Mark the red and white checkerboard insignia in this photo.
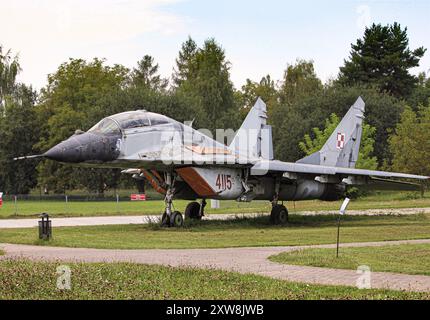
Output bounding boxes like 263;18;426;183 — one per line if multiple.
336;132;346;149
130;194;146;201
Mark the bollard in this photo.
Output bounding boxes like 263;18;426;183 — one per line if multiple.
116;194;120;213
14;195;17;216
211;200;220;209
38;213;52;240
336;198;350;258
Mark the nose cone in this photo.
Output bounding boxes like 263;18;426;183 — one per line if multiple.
44;132;121;163
44;137;82;162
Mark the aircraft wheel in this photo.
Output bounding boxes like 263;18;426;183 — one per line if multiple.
170;211;184;228
185;202;202;220
270;204;288;225
161;212;170;226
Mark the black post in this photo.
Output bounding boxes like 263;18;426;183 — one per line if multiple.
336;214;341;258
39;213;52;240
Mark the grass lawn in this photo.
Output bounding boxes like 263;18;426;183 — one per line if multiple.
269;244;430;276
0;191;430;219
0;199;271;218
0;259;427;299
1;213;430;249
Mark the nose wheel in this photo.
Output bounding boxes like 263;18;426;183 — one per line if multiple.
161;172;184;228
170;211;184;227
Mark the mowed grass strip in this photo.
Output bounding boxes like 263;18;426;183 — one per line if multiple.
0;213;429;249
269;244;430;276
0;199;271;218
0;259;428;300
1;191;430;219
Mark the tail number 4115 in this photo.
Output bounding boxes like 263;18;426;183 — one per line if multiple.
216;174;232;191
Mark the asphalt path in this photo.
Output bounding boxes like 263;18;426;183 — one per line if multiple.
2;239;430;292
0;207;429;229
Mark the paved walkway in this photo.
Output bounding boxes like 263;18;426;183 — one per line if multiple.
1;207;429;229
2;239;430;293
0;213;263;229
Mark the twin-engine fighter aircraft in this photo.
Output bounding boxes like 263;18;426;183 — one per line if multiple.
16;97;429;227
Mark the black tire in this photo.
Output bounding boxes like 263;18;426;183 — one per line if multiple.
161;212;170;226
270;204;288;225
185;202;202;220
170;211;184;227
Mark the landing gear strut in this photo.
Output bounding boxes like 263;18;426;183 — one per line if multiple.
161;173;184;228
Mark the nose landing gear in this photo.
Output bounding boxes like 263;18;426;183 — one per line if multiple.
161;172;184;228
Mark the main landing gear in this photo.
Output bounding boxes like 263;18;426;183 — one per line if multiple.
270;204;289;225
270;181;288;225
161;173;206;228
162;199;206;227
185;199;206;220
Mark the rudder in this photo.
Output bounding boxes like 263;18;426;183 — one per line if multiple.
229;98;274;160
297;97;365;168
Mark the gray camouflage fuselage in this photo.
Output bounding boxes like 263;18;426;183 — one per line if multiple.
31;97;427;203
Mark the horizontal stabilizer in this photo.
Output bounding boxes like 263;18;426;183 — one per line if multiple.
362;177;423;192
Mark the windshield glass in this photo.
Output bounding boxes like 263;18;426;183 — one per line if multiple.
146;112;170;126
110;111;150;130
88;118;121;135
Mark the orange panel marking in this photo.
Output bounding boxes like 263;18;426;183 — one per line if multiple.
151;170;164;183
176;167;217;197
185;145;232;155
141;169;166;195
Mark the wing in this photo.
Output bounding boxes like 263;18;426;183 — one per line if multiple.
250;160;428;191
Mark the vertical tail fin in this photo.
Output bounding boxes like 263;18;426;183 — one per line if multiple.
229;98;274;160
297;97;365;168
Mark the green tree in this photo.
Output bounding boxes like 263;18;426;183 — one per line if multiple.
408;72;430;110
172;36;198;87
339;23;426;98
36;58;129;194
278;59;322;104
174;38;237;132
240;75;278;109
131;55;168;91
299;113;378;170
389;104;430;176
0;84;40;194
0;46;21;105
270;60;323;162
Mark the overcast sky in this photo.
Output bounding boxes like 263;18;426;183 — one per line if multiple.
1;0;429;91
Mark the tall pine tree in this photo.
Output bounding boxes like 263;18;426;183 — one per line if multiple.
339;23;426;98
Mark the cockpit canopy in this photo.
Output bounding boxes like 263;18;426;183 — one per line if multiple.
88;118;121;135
88;110;172;135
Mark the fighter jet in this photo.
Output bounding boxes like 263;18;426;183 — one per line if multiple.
15;97;429;227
